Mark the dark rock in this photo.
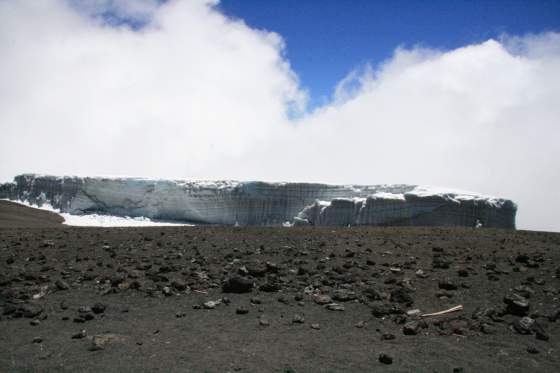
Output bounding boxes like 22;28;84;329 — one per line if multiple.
504;293;530;316
378;353;393;364
222;277;254;293
91;303;106;314
457;269;469;277
246;262;268;277
21;304;43;318
292;314;305;324
512;316;535;334
72;329;87;339
332;289;357;302
236;306;249;315
438;278;458;291
259;281;280;292
527;345;539;354
403;321;420;335
371;302;391;318
32;337;43;344
381;333;396;340
55;280;70;290
314;295;332;305
362;287;382;300
390;287;413;304
171;279;187;291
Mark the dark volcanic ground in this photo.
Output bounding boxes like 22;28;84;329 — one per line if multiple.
0;203;559;372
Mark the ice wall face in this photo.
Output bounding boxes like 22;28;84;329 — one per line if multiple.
0;174;517;228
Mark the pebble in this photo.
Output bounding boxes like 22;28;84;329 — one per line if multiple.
222;277;254;293
292;314;305;324
527;345;539;354
403;321;420;335
325;303;345;311
378;353;393;364
92;303;106;314
310;323;320;330
55;280;70;290
236;306;249;315
72;330;87;339
513;316;535;334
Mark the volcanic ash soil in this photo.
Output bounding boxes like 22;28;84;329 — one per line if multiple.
0;210;559;372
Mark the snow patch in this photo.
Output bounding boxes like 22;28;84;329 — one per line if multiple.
2;199;190;227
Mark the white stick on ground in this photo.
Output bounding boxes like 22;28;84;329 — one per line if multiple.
421;305;463;317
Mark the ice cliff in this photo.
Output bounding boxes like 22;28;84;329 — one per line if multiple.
0;174;517;228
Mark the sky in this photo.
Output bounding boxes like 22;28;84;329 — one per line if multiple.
0;0;559;231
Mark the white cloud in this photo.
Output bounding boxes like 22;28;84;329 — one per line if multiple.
0;0;559;231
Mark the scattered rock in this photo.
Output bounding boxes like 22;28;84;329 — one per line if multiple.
292;314;305;324
325;303;345;311
438;278;458;291
91;303;106;314
72;330;87;339
504;293;530;316
512;316;535;334
236;306;249;315
222;277;254;293
55;280;70;290
403;321;420;335
378;353;393;364
390;287;413;304
314;294;332;305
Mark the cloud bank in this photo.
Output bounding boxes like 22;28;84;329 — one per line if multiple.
1;0;559;231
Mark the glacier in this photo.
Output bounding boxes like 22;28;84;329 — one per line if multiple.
0;174;517;228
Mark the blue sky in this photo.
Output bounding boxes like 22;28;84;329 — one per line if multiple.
218;0;560;108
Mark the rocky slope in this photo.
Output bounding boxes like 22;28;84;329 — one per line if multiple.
0;174;517;228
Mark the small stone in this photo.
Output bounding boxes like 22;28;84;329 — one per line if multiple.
72;330;87;339
332;289;357;302
314;294;332;305
162;286;172;296
325;303;345;311
403;321;420;335
236;306;249;315
438;278;458;291
30;319;40;326
390;287;413;304
457;269;469;277
259;317;270;327
292;314;305;324
310;323;320;330
203;300;220;309
91;303;106;314
453;368;465;373
406;309;421;317
355;321;365;328
250;297;261;304
55;280;70;290
378;353;393;364
171;279;187;291
415;269;428;278
513;316;535;334
32;337;43;344
527;345;539;354
222;277;254;293
381;333;396;340
504;293;530;316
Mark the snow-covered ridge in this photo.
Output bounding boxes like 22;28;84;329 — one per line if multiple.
0;174;517;228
